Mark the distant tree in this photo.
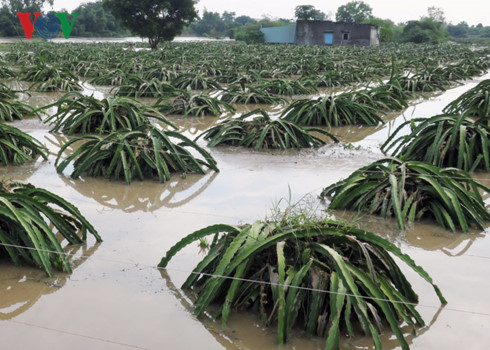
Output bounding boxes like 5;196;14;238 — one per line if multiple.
69;1;129;37
447;21;469;38
221;11;235;28
294;5;327;21
1;0;53;11
363;18;396;42
481;27;490;38
234;15;256;26
102;0;197;49
336;1;372;23
0;0;54;36
427;6;445;23
233;24;264;44
401;17;449;44
191;10;225;37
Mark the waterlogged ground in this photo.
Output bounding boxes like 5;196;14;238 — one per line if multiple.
0;66;490;350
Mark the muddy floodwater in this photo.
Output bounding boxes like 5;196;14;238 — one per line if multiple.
1;70;490;350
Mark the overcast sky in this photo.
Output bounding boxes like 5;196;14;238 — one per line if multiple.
51;0;489;26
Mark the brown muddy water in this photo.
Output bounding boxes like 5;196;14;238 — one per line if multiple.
1;72;490;350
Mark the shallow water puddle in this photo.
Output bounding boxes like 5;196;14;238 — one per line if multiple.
1;72;490;349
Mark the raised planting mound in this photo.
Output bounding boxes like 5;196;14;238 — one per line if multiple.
382;114;490;172
44;92;174;135
281;92;383;127
0;182;101;276
320;158;490;232
0;123;48;165
159;217;446;350
443;79;490;120
197;109;338;150
55;124;218;184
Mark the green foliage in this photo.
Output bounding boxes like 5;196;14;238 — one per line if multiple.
20;63;82;92
159;212;446;349
394;70;450;93
220;84;286;104
401;18;450;44
447;22;469;38
363;18;396;42
0;64;16;79
158;91;235;117
0;181;101;277
0;123;48;165
294;5;327;21
0;98;38;121
197;109;337;150
352;82;411;112
0;82;17;99
443;79;490;119
90;69;129;86
55;125;218;184
69;1;130;37
171;73;222;90
191;10;227;38
44;92;173;135
382;114;490;171
426;7;445;23
103;0;198;49
233;24;265;44
336;1;373;23
257;79;318;96
116;78;181;98
281;92;384;127
20;63;77;82
321;158;490;232
0;0;53;36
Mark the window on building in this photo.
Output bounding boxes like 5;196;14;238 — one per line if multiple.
343;33;349;40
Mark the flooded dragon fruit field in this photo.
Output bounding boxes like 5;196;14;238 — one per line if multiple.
0;41;489;349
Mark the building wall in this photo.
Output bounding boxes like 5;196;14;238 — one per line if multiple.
260;25;296;44
295;20;379;46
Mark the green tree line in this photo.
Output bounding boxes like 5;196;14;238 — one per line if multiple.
0;1;129;37
0;0;489;44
